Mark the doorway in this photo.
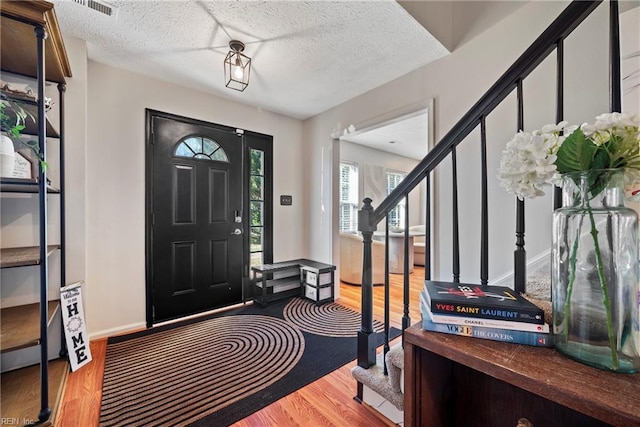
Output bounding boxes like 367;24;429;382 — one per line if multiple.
145;109;273;325
333;100;436;294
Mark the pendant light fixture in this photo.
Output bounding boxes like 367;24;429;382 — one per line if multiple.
224;40;251;92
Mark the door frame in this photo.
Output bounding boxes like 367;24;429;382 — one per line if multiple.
145;109;273;327
332;99;437;295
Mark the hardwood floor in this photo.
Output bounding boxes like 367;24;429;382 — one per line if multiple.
56;268;426;427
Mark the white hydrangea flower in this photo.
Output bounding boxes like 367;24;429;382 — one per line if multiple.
540;120;569;134
584;112;640;145
499;114;640;201
498;128;561;200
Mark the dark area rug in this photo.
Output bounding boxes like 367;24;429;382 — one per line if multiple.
99;297;400;427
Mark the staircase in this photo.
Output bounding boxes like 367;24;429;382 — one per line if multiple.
351;344;404;424
351;0;622;422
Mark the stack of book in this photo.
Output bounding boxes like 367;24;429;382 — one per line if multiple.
420;281;553;347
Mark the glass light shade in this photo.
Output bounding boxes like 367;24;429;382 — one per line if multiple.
224;50;251;92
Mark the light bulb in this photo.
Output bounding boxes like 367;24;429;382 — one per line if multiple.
233;65;244;80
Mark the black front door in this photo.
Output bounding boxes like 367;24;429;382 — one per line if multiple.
149;111;244;322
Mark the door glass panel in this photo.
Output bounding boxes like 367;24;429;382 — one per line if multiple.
250;176;263;200
249;148;265;267
185;137;202;153
210;148;229;162
250;227;263;250
251;149;264;175
175;143;194;157
174;136;229;162
203;138;217;155
251;251;263;268
250;201;263;226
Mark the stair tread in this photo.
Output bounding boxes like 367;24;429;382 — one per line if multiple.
351;351;404;411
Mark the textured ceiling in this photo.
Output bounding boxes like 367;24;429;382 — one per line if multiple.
51;0;450;120
342;110;428;160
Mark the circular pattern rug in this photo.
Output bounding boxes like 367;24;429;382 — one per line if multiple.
100;314;304;426
283;297;384;337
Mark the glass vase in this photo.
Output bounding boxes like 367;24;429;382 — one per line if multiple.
552;169;640;373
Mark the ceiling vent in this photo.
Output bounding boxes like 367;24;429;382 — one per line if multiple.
71;0;117;17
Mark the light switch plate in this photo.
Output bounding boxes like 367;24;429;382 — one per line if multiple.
280;195;293;206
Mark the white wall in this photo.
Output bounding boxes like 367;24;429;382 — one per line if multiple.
85;61;306;337
305;1;610;285
64;36;89;290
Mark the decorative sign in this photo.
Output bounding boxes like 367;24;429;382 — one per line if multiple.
60;282;92;371
10;151;34;179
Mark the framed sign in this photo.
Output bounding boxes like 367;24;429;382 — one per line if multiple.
11;150;37;180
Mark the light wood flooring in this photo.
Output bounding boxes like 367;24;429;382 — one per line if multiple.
56;268;426;427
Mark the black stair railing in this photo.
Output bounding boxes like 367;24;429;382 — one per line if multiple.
355;0;621;380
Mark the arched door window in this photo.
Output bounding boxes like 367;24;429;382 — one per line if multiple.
174;136;229;162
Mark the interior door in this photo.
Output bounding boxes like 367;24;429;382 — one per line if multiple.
150;113;244;322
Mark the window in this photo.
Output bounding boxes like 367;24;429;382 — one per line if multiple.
174;136;229;162
387;171;407;229
339;162;359;232
250;149;265;267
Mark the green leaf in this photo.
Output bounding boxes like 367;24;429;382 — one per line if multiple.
555;129;598;173
592;148;609;170
588;171;609;199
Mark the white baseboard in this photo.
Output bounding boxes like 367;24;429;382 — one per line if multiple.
89;321;147;340
363;385;404;426
490;249;550;288
88;301;255;341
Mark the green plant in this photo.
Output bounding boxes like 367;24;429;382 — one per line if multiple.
0;96;45;170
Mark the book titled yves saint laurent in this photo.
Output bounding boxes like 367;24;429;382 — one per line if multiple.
423;280;544;324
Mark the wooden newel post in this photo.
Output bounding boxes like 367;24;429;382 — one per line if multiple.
357;198;376;368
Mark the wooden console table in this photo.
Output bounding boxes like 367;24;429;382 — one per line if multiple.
404;323;640;427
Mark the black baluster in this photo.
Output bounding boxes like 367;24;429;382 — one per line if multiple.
480;116;489;287
452;148;460;283
514;79;526;294
554;39;564;210
383;216;390;376
425;172;431;281
610;0;621;113
403;194;410;334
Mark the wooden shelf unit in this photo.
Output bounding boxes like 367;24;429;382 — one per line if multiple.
0;245;60;268
403;323;640;427
1;1;72;425
0;178;61;193
1;301;60;353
